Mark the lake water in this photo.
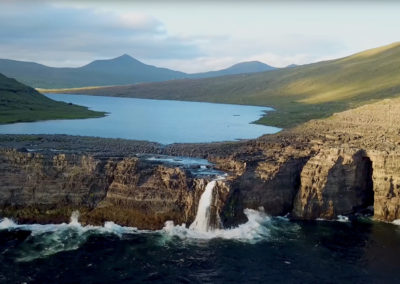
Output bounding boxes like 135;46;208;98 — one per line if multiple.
0;94;280;144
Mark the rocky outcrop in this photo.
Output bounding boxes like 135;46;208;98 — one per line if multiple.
88;162;205;229
0;150;229;229
209;181;231;229
287;98;400;222
367;150;400;221
221;155;309;226
220;98;400;223
292;148;373;219
0;151;108;221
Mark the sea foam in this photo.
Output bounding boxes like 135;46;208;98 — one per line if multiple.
0;211;140;262
163;208;282;243
392;219;400;225
0;207;296;262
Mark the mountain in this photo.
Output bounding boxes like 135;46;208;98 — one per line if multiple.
0;73;104;124
0;55;187;89
79;54;187;84
55;42;400;128
0;55;278;89
190;61;275;78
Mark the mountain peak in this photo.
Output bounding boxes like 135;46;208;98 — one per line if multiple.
230;61;271;68
226;61;275;73
82;53;145;70
111;53;140;63
115;54;134;60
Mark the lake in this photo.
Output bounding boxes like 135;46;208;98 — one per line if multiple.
0;94;280;144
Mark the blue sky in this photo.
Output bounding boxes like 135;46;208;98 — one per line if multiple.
0;0;399;72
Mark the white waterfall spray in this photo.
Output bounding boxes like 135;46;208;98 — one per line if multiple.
0;208;298;248
189;180;217;232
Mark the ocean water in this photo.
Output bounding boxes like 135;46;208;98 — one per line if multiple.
0;94;281;144
1;212;400;283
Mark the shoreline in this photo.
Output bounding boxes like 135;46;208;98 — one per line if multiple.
1;97;400;229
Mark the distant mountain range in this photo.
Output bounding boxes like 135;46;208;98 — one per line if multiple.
0;55;278;89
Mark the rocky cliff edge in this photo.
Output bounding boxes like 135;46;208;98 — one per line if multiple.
1;97;400;228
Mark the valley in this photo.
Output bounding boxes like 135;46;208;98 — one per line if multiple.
48;42;400;128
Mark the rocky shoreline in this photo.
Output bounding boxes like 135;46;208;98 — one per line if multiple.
1;98;400;229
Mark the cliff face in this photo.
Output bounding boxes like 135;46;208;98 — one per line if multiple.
1;98;400;228
292;148;373;219
367;150;400;221
218;98;400;224
288;98;400;222
0;151;108;222
219;154;309;226
0;150;229;229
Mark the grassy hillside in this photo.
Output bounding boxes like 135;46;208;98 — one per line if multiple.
45;42;400;128
189;61;275;78
0;73;104;124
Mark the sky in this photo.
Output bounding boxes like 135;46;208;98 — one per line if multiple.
0;0;399;73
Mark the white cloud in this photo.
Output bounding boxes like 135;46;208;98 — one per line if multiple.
0;2;202;67
118;12;162;31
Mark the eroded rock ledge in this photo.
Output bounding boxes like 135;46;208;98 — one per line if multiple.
1;98;400;228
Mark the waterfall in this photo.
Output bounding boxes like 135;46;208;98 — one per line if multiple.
189;180;217;232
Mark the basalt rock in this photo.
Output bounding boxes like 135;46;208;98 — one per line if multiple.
367;150;400;221
221;155;309;227
0;149;230;229
292;148;374;219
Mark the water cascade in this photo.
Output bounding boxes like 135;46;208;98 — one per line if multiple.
189;180;218;232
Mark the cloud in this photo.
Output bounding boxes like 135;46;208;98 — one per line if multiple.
1;0;398;73
146;33;346;72
0;2;202;66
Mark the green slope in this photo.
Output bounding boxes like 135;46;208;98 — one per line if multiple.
189;61;276;78
0;73;105;124
48;42;400;128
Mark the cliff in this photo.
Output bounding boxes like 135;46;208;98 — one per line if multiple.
1;97;400;228
219;98;400;223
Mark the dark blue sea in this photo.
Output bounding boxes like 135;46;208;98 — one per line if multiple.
1;212;400;283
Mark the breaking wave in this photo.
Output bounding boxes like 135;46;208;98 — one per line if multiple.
316;215;350;223
162;209;299;244
393;219;400;225
0;209;299;262
0;212;139;262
